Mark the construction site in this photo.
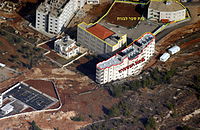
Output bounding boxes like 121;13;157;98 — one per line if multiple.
0;0;200;129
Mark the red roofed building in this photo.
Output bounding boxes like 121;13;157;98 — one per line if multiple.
77;22;127;56
86;24;115;40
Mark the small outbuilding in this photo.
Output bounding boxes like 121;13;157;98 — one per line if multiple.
0;63;5;67
160;52;170;62
168;45;180;55
1;104;14;115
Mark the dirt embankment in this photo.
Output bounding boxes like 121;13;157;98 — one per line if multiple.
0;111;89;130
157;21;200;51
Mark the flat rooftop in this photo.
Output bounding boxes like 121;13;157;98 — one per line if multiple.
4;83;57;110
97;33;154;70
38;0;70;17
56;36;75;46
79;22;125;47
149;1;185;12
104;2;141;28
100;20;159;44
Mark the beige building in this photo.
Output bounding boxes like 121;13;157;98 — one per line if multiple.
148;0;186;22
77;22;127;56
96;33;155;84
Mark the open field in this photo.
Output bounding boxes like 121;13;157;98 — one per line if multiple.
105;2;141;28
0;25;46;70
24;79;58;100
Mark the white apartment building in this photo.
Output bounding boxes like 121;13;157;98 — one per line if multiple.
96;33;155;84
148;0;186;22
54;36;80;58
87;0;99;4
36;0;86;34
77;23;127;56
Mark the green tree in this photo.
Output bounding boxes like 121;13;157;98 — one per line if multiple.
29;121;42;130
145;117;156;130
111;85;123;97
70;116;84;121
108;106;120;117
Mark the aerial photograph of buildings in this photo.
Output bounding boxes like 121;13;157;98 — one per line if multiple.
0;0;200;129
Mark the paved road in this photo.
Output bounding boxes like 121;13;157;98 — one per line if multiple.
156;20;191;43
182;2;200;6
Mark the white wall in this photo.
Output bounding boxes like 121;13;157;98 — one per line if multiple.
36;10;48;31
96;37;155;84
36;0;86;34
148;9;186;22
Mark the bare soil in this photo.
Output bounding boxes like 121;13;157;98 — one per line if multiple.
24;79;58;99
105;3;141;28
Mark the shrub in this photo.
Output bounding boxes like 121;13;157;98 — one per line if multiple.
144;117;156;130
165;103;174;110
108;105;120;117
70;116;84;121
110;85;123;97
29;121;41;130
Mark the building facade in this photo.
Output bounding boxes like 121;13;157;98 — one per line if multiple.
54;36;80;58
77;22;127;56
36;0;86;34
96;33;155;84
148;1;186;22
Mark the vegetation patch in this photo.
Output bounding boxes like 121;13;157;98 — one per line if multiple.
70;115;84;121
105;67;177;98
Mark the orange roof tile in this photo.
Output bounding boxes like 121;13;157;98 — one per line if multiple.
86;24;115;40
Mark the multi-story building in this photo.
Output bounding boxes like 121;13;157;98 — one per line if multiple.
96;33;155;84
77;22;127;56
87;0;99;4
54;36;80;58
36;0;86;34
147;0;186;22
